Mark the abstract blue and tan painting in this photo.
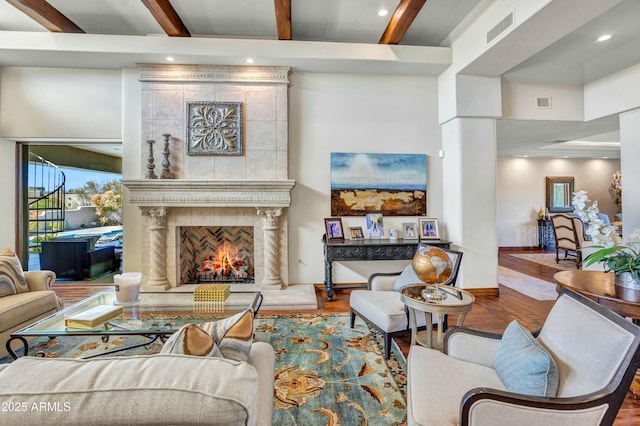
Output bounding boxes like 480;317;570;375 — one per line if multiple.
330;153;427;216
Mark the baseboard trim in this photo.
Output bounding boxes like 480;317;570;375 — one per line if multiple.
464;287;500;297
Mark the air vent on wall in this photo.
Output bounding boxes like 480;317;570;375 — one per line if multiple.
535;96;552;109
487;12;514;44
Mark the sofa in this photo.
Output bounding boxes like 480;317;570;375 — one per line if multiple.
0;341;275;425
0;270;63;358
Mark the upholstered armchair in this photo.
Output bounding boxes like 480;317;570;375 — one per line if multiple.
406;288;640;425
550;213;585;266
349;247;463;359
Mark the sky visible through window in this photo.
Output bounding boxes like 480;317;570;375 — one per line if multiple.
61;167;121;191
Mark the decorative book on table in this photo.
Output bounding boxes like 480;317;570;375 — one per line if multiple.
65;305;124;329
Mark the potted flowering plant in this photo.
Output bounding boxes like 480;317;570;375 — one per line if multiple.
583;233;640;286
572;191;640;287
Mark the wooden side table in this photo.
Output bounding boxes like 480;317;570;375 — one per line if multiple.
400;284;475;348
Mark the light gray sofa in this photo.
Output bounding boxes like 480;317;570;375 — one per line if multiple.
0;341;275;425
0;270;63;358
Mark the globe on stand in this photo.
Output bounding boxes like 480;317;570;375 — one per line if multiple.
412;245;453;302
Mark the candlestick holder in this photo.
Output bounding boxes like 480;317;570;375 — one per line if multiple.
145;139;157;179
160;133;175;179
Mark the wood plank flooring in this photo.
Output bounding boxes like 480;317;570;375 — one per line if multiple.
50;248;640;424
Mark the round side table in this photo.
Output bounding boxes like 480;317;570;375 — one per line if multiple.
400;284;475;349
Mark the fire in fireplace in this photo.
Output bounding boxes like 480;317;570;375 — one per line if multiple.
197;242;250;283
179;226;254;284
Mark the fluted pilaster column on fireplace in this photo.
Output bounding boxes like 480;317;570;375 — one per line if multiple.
257;208;283;289
141;207;170;290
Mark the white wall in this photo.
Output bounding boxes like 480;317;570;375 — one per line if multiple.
288;72;442;285
0;138;16;250
497;156;621;247
0;67;122;139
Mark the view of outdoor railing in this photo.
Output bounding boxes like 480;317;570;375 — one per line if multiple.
28;153;65;253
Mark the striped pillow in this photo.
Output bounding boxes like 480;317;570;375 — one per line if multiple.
161;309;254;362
0;248;28;297
200;309;254;362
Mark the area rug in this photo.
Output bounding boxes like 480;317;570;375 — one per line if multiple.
498;266;558;301
1;313;407;426
508;253;578;271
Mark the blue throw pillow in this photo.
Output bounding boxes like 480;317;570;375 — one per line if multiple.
494;320;559;397
393;265;421;291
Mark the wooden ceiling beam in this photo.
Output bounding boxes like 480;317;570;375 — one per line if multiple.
274;0;292;40
379;0;427;45
6;0;84;33
141;0;190;37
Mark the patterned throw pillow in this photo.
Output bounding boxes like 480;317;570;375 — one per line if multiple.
0;248;28;297
160;323;222;357
494;320;559;397
199;309;254;362
160;308;254;362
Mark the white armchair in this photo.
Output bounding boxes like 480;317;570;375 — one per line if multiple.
349;247;463;359
406;288;640;425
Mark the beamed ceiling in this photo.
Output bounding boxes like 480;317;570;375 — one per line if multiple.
5;0;432;45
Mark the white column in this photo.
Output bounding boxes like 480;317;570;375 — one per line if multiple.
257;208;283;289
619;108;640;237
441;117;499;290
141;207;170;290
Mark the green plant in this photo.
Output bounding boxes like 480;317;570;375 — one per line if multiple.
584;244;640;282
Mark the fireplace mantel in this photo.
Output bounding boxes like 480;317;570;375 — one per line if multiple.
123;179;296;208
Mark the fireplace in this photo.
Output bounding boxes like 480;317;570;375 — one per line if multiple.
180;226;254;284
124;65;295;291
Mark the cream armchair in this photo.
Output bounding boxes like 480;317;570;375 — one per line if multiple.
349;247;463;359
406;288;640;425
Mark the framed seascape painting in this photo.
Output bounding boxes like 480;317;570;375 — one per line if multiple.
330;153;427;216
366;213;384;238
419;218;440;240
402;223;418;240
325;218;345;241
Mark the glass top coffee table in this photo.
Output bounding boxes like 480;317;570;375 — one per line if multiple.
7;290;262;359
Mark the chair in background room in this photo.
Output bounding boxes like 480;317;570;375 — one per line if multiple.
349;247;462;359
406;288;640;425
550;213;585;267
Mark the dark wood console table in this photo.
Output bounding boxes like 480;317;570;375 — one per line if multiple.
322;236;451;300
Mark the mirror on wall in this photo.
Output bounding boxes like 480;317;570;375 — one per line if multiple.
546;176;575;213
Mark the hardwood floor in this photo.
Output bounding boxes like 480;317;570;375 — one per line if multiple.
50;248;640;424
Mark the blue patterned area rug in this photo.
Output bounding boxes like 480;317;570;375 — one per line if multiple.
258;313;407;426
2;313;407;425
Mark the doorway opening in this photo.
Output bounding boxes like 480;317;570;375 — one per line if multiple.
20;143;123;280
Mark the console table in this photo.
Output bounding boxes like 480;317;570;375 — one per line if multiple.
537;218;555;251
322;236;451;301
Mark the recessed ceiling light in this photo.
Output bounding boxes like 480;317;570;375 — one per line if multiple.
602;156;609;159
378;9;388;17
246;58;254;64
597;34;612;42
166;56;175;62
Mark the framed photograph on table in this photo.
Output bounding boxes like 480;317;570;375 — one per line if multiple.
366;213;384;238
325;218;345;241
402;223;418;240
348;227;364;240
419;218;440;240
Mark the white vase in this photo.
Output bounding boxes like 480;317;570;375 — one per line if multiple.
614;272;640;289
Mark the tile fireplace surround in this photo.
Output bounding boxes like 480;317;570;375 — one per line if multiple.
124;65;295;292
